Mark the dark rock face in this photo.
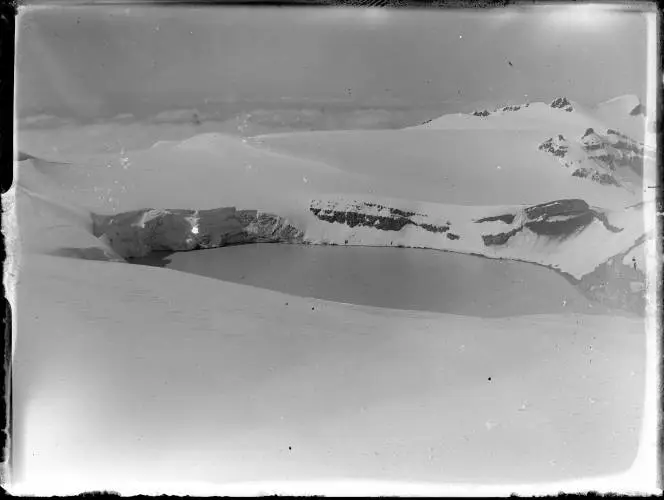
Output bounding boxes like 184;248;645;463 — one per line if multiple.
523;199;589;220
310;207;412;231
420;223;450;234
525;211;594;237
605;130;646;154
498;104;522;112
539;127;650;185
475;213;516;225
590;153;617;170
523;199;597;239
572;167;620;186
481;229;520;246
92;207;305;258
550;97;574;112
538;136;569;158
309;200;455;236
472;110;491;117
476;199;623;246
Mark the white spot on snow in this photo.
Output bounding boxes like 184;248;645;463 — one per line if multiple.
518;401;530;411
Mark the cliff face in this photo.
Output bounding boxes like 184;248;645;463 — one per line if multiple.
90;195;647;315
475;199;622;247
474;199;646;314
309;200;460;239
92;207;305;259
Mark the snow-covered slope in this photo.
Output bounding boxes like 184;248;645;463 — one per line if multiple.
9;95;654;492
16;111;649;283
252;128;640;209
17;127;646;280
11;252;647;491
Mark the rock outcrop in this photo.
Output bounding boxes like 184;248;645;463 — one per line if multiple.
602;129;652;175
580;128;603;150
537;125;653;186
550;97;574;112
538;134;570;158
309;200;456;237
476;199;623;247
496;104;527;112
92;207;305;259
571;167;620;186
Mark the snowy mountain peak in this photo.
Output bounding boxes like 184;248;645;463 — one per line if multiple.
550;97;574;112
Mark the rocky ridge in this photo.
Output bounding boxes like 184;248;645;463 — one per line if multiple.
92;207;305;259
309;200;461;240
537;126;651;187
474;199;623;247
497;103;528;112
550;96;574;112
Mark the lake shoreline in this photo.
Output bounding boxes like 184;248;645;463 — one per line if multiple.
129;242;641;319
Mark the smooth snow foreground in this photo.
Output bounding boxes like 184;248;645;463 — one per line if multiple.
11;254;646;488
7;98;654;494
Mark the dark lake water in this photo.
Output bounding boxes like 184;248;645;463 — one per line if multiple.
131;243;607;317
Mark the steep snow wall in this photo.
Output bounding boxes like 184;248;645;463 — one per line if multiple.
92;207;305;259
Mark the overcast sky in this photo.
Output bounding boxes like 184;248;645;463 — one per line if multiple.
15;4;651;119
